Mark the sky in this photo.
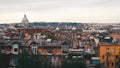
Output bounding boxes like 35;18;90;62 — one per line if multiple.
0;0;120;23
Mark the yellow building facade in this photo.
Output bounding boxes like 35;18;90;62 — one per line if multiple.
100;44;120;68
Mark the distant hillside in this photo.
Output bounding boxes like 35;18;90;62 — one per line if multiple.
0;22;85;27
30;22;84;27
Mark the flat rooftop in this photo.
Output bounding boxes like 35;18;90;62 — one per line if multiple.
99;42;120;45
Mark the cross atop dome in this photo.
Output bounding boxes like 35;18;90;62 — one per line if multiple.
24;14;27;18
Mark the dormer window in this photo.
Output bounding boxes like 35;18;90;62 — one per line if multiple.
12;44;19;54
31;42;38;54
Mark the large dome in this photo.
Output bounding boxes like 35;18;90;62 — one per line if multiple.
21;14;29;26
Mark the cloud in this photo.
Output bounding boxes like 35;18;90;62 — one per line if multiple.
0;0;120;23
93;0;120;7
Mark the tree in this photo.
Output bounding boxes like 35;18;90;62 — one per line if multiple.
0;54;11;68
17;53;42;68
61;58;87;68
42;58;52;68
117;56;120;68
84;54;96;59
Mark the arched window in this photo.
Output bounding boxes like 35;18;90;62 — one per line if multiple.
31;43;38;54
12;44;19;54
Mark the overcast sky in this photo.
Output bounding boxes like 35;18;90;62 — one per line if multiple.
0;0;120;23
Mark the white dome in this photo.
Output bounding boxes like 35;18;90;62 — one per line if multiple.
72;26;76;30
21;14;29;26
56;26;60;30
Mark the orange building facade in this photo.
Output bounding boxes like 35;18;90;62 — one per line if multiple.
100;44;120;68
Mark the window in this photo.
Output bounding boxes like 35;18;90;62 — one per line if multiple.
32;46;37;54
111;62;114;66
116;62;118;66
14;48;18;52
36;35;37;38
107;62;109;67
112;48;114;52
116;56;118;59
102;55;104;59
107;48;110;52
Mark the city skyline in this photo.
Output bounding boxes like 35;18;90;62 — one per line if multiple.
0;0;120;23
